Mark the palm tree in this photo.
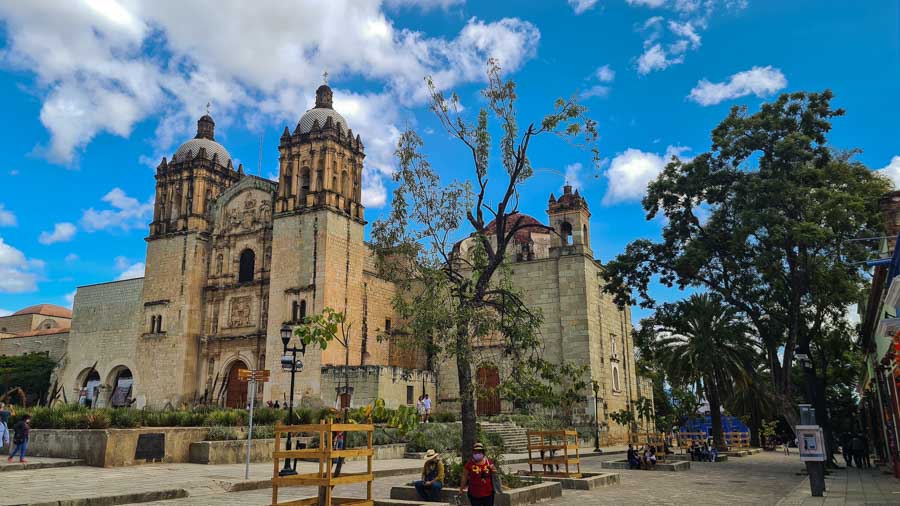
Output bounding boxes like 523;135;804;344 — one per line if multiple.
652;293;752;450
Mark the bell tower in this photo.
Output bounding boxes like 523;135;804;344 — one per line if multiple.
548;185;592;256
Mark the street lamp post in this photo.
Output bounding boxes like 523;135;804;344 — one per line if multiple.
279;324;307;477
593;386;600;452
795;352;826;497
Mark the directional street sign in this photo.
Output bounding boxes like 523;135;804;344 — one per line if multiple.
237;369;271;383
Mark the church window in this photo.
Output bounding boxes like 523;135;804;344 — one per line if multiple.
155;314;163;333
611;334;617;356
583;224;589;246
332;175;337;191
292;301;299;322
613;366;621;392
301;168;311;191
341;170;349;197
150;315;157;333
385;318;392;334
216;254;223;275
407;385;414;405
284;170;293;195
560;221;573;245
238;249;255;283
299;300;307;320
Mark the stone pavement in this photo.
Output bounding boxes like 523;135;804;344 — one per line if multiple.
8;445;900;505
0;456;82;472
777;462;900;505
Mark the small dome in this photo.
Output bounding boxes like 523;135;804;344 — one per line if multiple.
297;108;348;135
12;304;72;319
484;212;553;244
173;138;232;165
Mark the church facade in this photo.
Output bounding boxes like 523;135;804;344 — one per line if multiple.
54;85;651;438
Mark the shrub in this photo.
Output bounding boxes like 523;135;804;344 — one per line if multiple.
109;408;141;428
203;409;247;427
206;425;239;441
250;425;274;439
253;408;285;425
406;423;461;453
431;411;458;423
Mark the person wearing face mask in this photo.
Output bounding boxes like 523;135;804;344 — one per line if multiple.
459;442;497;506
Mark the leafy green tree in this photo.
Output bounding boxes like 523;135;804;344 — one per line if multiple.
293;307;353;415
371;59;599;459
0;352;57;405
602;91;890;429
649;293;752;450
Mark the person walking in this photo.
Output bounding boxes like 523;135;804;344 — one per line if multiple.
459;442;497;506
414;449;445;502
851;434;865;469
8;414;30;463
840;433;852;467
416;395;426;423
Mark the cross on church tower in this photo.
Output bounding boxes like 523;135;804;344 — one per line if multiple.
322;71;328;85
206;101;211;115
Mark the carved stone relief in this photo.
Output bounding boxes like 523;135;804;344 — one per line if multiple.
228;296;253;328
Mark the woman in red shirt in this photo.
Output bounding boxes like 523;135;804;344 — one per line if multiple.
459;442;497;506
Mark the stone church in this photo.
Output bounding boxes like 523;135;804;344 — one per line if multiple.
51;84;651;437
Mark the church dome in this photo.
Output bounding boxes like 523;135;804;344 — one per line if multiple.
296;83;349;134
173;113;232;165
174;138;232;164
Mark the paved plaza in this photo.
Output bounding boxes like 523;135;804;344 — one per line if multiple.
3;448;900;505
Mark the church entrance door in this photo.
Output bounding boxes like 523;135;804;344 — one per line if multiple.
225;361;248;409
476;365;500;416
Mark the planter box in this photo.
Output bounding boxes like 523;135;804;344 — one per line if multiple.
190;438;275;464
28;428;209;467
517;471;620;490
391;482;562;506
600;459;690;472
191;440;407;465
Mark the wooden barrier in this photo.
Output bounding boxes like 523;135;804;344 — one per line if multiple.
524;430;581;478
271;421;374;506
724;431;750;450
676;432;706;452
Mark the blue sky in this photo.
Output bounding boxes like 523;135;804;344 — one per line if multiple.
0;0;897;322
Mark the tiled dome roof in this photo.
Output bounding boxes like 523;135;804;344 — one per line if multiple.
297;108;348;134
484;212;553;244
12;304;72;319
174;138;232;165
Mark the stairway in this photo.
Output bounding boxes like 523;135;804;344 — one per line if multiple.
478;421;529;453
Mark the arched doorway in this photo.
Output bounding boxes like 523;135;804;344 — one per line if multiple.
80;370;101;407
225;361;248;409
109;368;134;408
476;365;500;416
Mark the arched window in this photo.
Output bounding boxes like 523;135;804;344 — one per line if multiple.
238;249;255;283
582;224;589;246
613;366;621;392
301;168;311;191
291;301;299;322
560;222;573;245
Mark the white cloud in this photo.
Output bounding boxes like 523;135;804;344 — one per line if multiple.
38;222;77;245
115;258;145;280
564;163;585;191
362;169;388;208
878;156;900;188
65;253;79;263
0;3;540;208
81;188;153;232
668;21;701;48
384;0;464;10
0;236;43;292
594;64;615;82
688;66;787;106
627;0;667;7
637;43;681;74
0;204;16;227
580;85;611;99
568;0;600;15
0;308;11;317
64;289;77;308
603;146;689;205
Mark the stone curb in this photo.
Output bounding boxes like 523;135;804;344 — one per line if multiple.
0;459;83;472
22;488;188;506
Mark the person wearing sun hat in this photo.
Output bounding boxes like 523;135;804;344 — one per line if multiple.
414;449;445;501
459;442;497;505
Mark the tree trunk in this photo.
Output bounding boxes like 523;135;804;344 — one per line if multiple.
707;377;726;451
749;400;761;448
457;325;477;461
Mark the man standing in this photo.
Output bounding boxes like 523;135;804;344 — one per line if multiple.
8;414;30;463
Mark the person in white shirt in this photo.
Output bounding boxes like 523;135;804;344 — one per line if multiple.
423;394;432;423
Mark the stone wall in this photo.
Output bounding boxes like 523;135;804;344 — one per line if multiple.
0;331;68;363
58;278;145;408
320;365;436;409
28;427;210;467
